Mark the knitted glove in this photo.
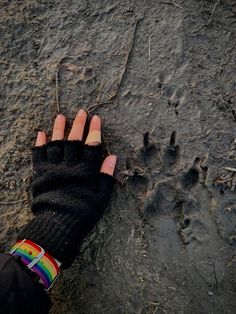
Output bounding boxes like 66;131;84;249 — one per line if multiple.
18;140;116;268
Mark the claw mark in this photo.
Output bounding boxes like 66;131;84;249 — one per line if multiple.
142;132;155;153
156;73;164;89
138;132;157;164
168;87;185;115
181;157;200;189
181;168;199;189
182;217;191;228
164;131;179;168
170;130;176;147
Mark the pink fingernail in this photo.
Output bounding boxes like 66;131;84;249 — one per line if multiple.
92;115;100;121
57;114;64;120
78;109;86;115
108;155;117;168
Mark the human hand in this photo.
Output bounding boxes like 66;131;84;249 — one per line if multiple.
35;109;116;175
19;110;117;268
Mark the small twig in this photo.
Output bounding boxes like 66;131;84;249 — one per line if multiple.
96;79;106;103
55;65;60;113
54;56;77;113
108;18;142;101
224;166;236;172
0;198;28;205
213;262;218;289
88;19;142;112
148;301;159;306
0;210;18;218
214;178;232;184
208;0;221;25
87;101;114;113
172;0;183;9
38;21;50;55
38;34;47;55
148;36;151;61
160;1;183;9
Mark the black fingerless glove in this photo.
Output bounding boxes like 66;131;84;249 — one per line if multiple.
19;140;116;268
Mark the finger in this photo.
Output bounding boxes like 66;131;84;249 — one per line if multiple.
51;114;66;141
85;115;101;146
35;131;47;147
100;155;117;176
68;109;87;141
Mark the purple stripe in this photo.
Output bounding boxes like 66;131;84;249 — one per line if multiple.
32;264;51;288
12;252;51;288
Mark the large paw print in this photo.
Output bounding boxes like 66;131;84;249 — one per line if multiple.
139;132;236;247
126;131;213;245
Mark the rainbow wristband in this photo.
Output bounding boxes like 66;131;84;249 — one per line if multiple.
10;239;61;291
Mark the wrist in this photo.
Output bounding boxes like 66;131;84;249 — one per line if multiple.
10;239;61;291
18;209;84;268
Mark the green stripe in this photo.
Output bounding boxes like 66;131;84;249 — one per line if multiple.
16;248;53;281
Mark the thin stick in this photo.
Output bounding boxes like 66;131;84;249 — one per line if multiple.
108;18;142;101
87;101;114;113
172;0;183;9
38;34;46;55
96;78;106;103
148;36;151;61
160;1;183;9
224;167;236;172
0;198;28;205
55;65;60;113
54;55;80;113
208;0;221;25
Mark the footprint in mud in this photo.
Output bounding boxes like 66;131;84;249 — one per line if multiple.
180;157;200;189
143;132;236;245
212;168;236;244
141;131;208;245
144;179;182;216
163;131;180;169
138;132;159;166
156;72;165;89
167;87;186;116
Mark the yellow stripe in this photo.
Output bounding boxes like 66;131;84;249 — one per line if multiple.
14;243;58;278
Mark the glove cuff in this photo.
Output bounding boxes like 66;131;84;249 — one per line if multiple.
18;210;82;268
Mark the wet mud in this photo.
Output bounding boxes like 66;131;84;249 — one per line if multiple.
0;1;236;313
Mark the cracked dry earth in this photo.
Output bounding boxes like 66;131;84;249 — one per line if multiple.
1;0;236;313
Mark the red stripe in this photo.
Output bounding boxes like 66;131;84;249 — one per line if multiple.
45;252;60;272
22;239;41;252
17;239;59;272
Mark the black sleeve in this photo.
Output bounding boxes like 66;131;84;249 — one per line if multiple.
0;253;51;314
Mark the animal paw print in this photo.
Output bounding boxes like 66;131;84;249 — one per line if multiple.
168;87;186;116
123;131;235;246
135;131;212;245
138;130;236;247
211;166;236;244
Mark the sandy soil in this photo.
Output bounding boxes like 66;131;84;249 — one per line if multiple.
1;0;236;313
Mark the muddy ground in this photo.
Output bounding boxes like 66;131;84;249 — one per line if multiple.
1;0;236;313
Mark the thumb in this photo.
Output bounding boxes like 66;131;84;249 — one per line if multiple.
100;155;117;176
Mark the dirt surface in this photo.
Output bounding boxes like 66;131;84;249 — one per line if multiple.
1;0;236;313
